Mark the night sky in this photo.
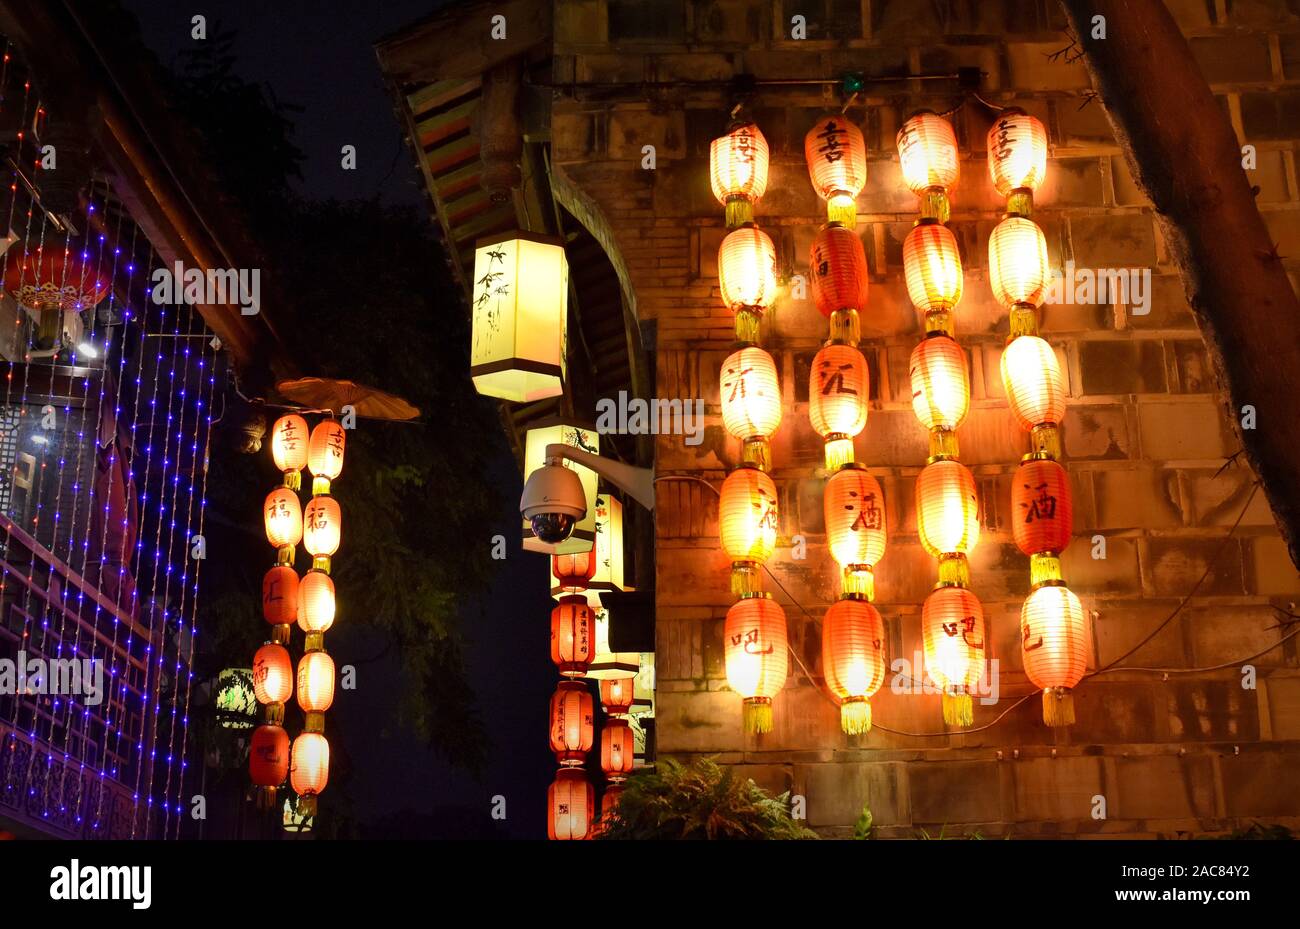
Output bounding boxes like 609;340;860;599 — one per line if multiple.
121;0;559;838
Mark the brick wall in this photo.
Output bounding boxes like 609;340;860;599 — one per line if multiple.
550;0;1300;836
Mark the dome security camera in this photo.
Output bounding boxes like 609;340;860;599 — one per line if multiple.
520;458;587;549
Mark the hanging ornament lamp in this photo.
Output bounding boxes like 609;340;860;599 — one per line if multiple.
263;487;302;564
804;116;867;227
551;595;594;678
897;111;960;221
718;225;778;343
724;594;788;735
720;345;782;470
548;768;594;841
903;222;964;334
710;121;770;228
303;495;342;573
261;565;299;628
823;465;887;600
1013;457;1074;585
553;550;597;593
306;419;346;495
3;244;111;351
252;642;293;723
809;342;869;470
600;718;636;782
248;724;290;809
270;414;309;490
719;465;779;596
989;216;1050;312
821;597;886;734
987;108;1048;215
1021;583;1088;727
296;650;336;732
921;585;987;727
909;334;970;457
599;675;636;717
809;223;869;344
469;232;569;402
289;732;330;817
999;335;1065;438
549;680;595;767
915;459;980;585
298;570;337;635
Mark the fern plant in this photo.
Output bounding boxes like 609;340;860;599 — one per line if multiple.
597;758;817;840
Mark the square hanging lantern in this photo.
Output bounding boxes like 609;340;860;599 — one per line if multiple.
470;232;568;402
585;607;640;680
548;493;628;603
523;420;598;555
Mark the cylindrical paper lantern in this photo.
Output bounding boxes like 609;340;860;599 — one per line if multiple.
548;768;594;841
264;487;302;557
1021;584;1088;726
1000;335;1065;431
262;565;299;626
916;459;980;557
988;109;1048;199
296;650;336;716
248;724;290;801
1013;458;1073;556
724;595;788;734
553;551;597;592
711;122;770;227
805;116;867;225
809;223;869;318
719;225;777;341
921;586;987;727
253;643;293;707
303;495;341;572
719;466;778;595
549;680;595;766
903;222;963;315
721;346;782;467
824;466;887;599
809;342;868;469
298;570;336;634
821;597;886;734
600;718;636;781
307;419;346;494
599;675;636;717
897;112;960;195
989;216;1049;310
270;414;309;490
909;334;969;432
290;732;330;812
551;595;594;678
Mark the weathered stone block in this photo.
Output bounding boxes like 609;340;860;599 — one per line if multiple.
608;0;686;41
1142;536;1245;598
1069;213;1157;269
802;761;909;827
1113;754;1216;821
1062;404;1133;460
609;107;686;160
1186;604;1289;669
1090;467;1183;529
1137;398;1233;461
556;0;608;46
1246;535;1300;595
655;690;745;752
1009;756;1104;823
1079;339;1167;394
691;0;767;44
1005;42;1091;92
910;760;1002;824
1165;680;1259;742
1240;90;1300;142
1091;601;1189;668
1062;534;1142;596
1220;750;1300;817
1190;35;1273;84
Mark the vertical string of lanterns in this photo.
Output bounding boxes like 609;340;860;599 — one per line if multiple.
986;110;1086;727
712;119;788;735
804;114;888;733
897;111;987;729
548;554;596;840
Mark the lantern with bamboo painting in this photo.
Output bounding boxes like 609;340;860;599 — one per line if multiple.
551;595;594;678
303;495;341;573
263;487;302;564
289;732;330;816
270;414;309;490
548;768;594;841
915;459;980;586
523;422;599;556
897;111;960;221
252;642;293;724
599;675;636;718
719;465;779;596
823;466;887;600
987;108;1048;215
724;594;788;735
261;565;299;628
805;116;867;227
721;346;782;471
307;419;346;495
909;334;970;458
600;718;636;782
809;223;869;345
921;585;987;727
1021;583;1088;727
549;680;595;766
470;232;568;402
710;122;770;228
298;570;336;635
809;343;868;470
296;650;336;732
821;597;886;735
988;216;1050;329
1013;457;1074;586
903;222;964;333
718;225;778;343
999;335;1066;458
248;724;290;808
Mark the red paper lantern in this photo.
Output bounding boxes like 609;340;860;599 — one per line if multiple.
270;415;309;489
290;732;330;809
551;595;594;678
1013;458;1073;556
549;680;594;766
809;342;868;469
248;724;290;788
1021;584;1088;726
599;675;636;717
909;334;969;432
897;111;960;195
710;122;770;226
307;419;346;493
548;768;594;840
1000;335;1065;430
553;551;597;592
810;223;869;318
600;718;636;780
252;643;293;706
921;586;986;727
989;216;1050;309
261;565;299;626
916;459;980;557
298;570;336;634
3;245;111;350
988;108;1048;198
903;222;963;315
805;116;868;225
724;595;788;734
824;466;887;599
719;466;779;595
821;598;886;734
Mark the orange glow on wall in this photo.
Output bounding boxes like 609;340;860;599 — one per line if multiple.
810;223;869;318
261;565;299;626
821;597;886;734
551;595;594;678
909;334;969;431
1013;458;1073;556
724;595;788;734
921;586;987;726
903;222;963;314
988;109;1048;197
1000;335;1066;430
988;216;1050;309
548;768;594;840
1021;584;1089;726
805;116;867;225
297;570;336;634
897;111;960;194
252;643;293;706
549;680;595;766
916;459;980;557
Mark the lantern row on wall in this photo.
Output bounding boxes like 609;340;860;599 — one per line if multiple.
897;111;987;729
255;414;344;821
987;110;1087;728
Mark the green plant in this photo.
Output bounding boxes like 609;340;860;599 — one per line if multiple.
1215;822;1294;840
852;803;874;840
597;758;818;840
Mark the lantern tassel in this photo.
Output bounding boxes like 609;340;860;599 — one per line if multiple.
743;698;774;735
731;563;762;597
1042;688;1075;727
742;436;772;472
725;197;754;229
254;785;278;811
283;469;302;492
827;196;857;228
942;691;973;728
824;437;854;472
840;699;871;735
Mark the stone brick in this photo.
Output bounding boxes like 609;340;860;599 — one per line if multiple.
1113;754;1216;821
1141;536;1246;598
909;760;1002;824
577;53;646;83
1056;98;1116;148
1244;147;1292;203
1126;274;1196;331
1283;33;1300;81
1089;467;1182;529
870;0;948;41
1009;756;1104;823
1073;682;1163;743
802;762;909;827
1181;466;1275;528
1062;534;1142;596
1186;604;1289;669
1166;679;1261;742
1167;340;1214;393
1137;398;1234;461
556;0;608;46
1062;404;1133;460
1224;0;1300;27
1265;678;1300;740
1163;0;1215;30
655;690;745;752
1038;157;1106;209
1005;42;1092;92
1091;601;1189;668
1069;214;1157;270
1079;339;1167;394
691;0;767;44
608;107;686;160
1245;535;1300;595
1220;750;1300;818
1190;35;1273;84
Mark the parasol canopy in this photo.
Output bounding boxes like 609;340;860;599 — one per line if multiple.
276;377;421;421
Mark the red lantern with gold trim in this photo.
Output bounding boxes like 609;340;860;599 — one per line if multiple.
989;216;1050;310
810;224;869;319
549;680;594;766
823;466;887;599
263;487;302;559
1013;458;1073;556
821;597;886;734
261;565;298;626
921;586;987;727
600;718;635;781
298;570;336;634
553;551;597;592
303;496;342;573
248;724;289;805
599;675;635;717
724;595;788;734
548;768;594;841
252;643;293;708
805;117;867;226
550;595;594;678
270;415;309;490
809;343;868;470
1021;584;1088;727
